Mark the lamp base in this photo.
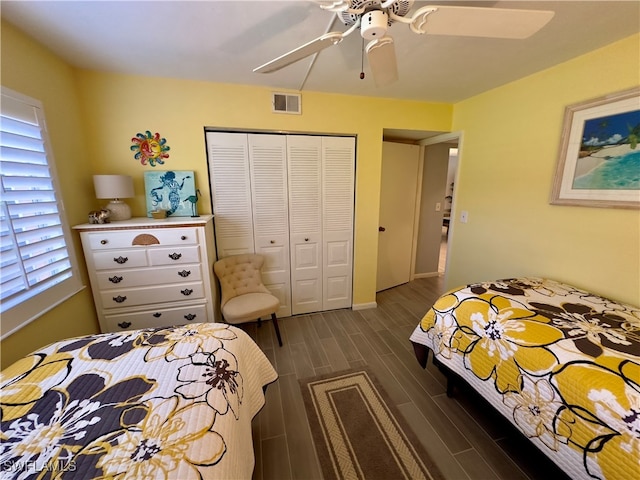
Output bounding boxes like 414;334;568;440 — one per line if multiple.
105;200;132;221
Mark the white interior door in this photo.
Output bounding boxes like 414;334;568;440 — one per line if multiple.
288;135;323;315
206;132;254;258
322;136;355;310
376;142;420;292
248;134;291;317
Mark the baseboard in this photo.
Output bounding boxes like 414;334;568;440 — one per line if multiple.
352;301;377;311
412;271;441;279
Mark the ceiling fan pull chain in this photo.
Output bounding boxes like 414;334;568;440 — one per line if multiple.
360;36;365;79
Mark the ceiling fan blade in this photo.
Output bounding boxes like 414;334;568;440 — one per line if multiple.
254;31;344;73
366;36;398;87
409;5;555;39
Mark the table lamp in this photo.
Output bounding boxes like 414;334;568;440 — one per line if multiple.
93;174;134;221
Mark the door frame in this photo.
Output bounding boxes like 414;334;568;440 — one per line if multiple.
414;131;464;285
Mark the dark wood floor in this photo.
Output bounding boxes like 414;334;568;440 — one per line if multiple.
242;276;570;480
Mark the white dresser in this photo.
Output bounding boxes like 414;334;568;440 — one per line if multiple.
74;215;218;333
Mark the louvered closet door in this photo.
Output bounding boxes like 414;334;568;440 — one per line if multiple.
287;136;323;315
206;132;254;258
322;136;355;310
248;134;291;318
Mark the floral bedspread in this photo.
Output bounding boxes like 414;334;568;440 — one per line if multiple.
409;278;640;480
0;323;278;479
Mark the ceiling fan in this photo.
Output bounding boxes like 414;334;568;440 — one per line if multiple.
253;0;555;87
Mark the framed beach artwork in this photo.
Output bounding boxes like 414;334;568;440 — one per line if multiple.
144;170;197;217
550;87;640;209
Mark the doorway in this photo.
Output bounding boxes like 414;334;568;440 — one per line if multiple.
378;130;461;288
439;146;458;274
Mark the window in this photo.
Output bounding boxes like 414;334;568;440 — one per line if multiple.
0;87;83;339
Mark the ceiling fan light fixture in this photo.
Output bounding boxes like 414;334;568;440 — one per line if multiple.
361;10;388;40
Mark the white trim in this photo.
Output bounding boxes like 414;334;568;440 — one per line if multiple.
418;131;462;146
352;301;377;310
413;272;441;279
409;145;424;281
0;285;86;340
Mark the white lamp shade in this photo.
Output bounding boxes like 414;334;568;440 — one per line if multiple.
93;175;134;199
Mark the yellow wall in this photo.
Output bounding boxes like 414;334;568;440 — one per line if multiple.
3;16;637;369
448;34;640;306
73;70;452;305
1;20;100;368
1;19;452;367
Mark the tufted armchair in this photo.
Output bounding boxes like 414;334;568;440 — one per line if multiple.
213;253;283;346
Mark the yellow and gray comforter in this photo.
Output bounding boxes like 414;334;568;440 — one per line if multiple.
410;277;639;480
1;323;277;479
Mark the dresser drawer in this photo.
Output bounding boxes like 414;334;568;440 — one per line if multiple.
96;264;203;289
148;245;201;265
100;281;205;309
92;249;148;270
87;227;199;250
104;304;208;331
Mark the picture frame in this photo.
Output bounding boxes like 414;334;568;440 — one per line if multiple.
550;87;640;209
144;170;197;217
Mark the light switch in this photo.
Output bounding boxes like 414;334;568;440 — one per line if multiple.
435;202;441;211
460;211;469;223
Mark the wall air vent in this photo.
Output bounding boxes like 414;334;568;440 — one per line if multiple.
272;92;301;114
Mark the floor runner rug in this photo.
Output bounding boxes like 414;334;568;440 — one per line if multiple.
300;368;444;480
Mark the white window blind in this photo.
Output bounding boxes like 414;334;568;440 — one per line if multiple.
0;87;83;339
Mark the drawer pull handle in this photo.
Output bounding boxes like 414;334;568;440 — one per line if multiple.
305;238;309;242
270;240;275;244
153;312;162;318
109;275;123;284
118;321;132;329
113;295;127;303
101;239;108;245
181;236;187;240
168;252;182;260
181;288;194;296
114;256;128;264
178;270;191;277
184;313;197;321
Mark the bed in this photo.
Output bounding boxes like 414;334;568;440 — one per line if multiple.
0;322;277;479
409;277;640;480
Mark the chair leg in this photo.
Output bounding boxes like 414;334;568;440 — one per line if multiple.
271;313;283;347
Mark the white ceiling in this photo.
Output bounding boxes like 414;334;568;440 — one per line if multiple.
2;0;639;104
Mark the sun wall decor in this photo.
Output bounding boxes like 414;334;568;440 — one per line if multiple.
131;131;170;167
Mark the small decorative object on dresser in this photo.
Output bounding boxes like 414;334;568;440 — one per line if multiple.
144;170;196;217
73;215;218;333
88;209;111;224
